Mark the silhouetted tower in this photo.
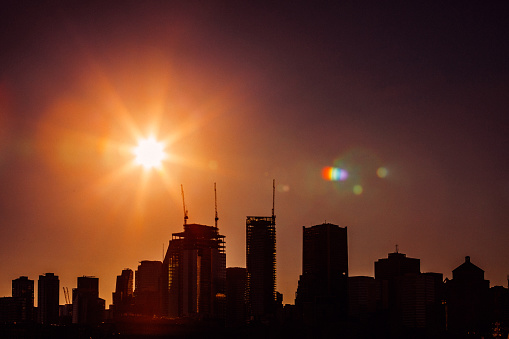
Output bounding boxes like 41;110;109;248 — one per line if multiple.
135;261;163;316
296;223;348;323
446;256;490;337
12;276;34;323
246;180;276;321
374;250;420;333
163;221;226;318
112;268;133;317
375;251;420;282
37;273;59;324
72;276;104;324
226;267;248;327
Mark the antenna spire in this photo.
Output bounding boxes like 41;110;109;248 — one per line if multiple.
395;244;399;253
181;184;188;225
214;182;218;228
272;179;275;220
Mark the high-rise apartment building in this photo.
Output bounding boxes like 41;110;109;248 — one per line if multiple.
12;276;34;323
295;223;348;322
246;216;276;320
226;267;247;327
163;223;226;319
72;276;104;324
135;261;163;316
112;268;134;317
37;273;59;324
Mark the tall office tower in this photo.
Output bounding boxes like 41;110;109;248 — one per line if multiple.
295;223;348;323
37;273;59;324
72;276;104;324
135;261;163;316
112;268;134;317
446;256;490;337
375;250;420;309
246;216;276;320
374;250;420;282
12;276;34;323
226;267;247;327
163;224;226;319
374;250;422;335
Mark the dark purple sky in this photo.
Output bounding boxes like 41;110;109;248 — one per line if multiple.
1;1;508;305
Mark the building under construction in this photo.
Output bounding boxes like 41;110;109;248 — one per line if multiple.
163;224;226;319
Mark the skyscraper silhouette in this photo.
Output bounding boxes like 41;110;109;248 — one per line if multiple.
374;250;420;333
295;223;348;323
72;276;104;324
446;256;490;337
163;223;226;319
12;276;34;323
112;268;134;317
226;267;248;327
246;216;276;321
135;261;163;316
37;273;59;325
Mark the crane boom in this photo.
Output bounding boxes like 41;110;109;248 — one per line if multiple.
214;182;218;228
181;184;188;225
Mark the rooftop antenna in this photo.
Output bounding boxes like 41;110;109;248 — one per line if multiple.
214;182;218;228
395;244;399;253
272;179;275;222
181;184;188;225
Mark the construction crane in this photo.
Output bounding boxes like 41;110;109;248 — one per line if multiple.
214;182;218;228
181;184;188;225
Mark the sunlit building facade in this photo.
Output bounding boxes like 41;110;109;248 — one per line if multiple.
246;216;276;320
163;223;226;319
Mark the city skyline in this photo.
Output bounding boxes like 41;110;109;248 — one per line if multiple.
2;213;508;309
1;1;508;308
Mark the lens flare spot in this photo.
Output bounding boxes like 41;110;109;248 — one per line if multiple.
322;166;348;181
353;185;363;195
377;167;388;178
277;184;290;192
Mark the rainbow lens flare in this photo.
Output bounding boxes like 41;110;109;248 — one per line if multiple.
322;167;348;181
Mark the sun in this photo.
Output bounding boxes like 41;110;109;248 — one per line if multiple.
133;136;167;169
